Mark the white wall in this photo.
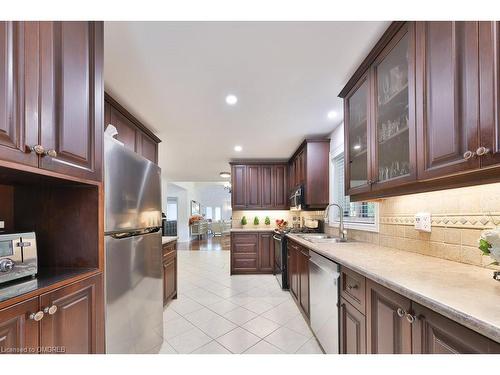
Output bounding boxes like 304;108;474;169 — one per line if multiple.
194;182;232;221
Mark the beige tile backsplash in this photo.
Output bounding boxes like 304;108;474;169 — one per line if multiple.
344;182;500;269
233;182;500;269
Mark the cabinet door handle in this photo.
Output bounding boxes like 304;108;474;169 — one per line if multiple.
405;313;417;324
29;311;44;321
27;145;46;155
347;283;358;290
43;305;58;315
476;146;490;156
43;149;58;158
463;150;475;160
397;307;406;318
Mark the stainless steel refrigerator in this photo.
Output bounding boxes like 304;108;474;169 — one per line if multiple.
104;134;163;354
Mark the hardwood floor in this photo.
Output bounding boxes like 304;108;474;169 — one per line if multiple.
178;236;230;251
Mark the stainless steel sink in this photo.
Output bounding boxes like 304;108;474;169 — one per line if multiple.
295;233;348;243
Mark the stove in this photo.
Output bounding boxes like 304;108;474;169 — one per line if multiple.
273;223;323;290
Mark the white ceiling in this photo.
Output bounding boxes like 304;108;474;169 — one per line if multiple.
104;21;389;181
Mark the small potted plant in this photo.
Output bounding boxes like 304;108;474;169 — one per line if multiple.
241;216;248;228
253;216;260;226
265;216;271;226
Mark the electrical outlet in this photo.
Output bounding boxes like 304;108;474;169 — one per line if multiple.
0;221;4;229
414;212;431;232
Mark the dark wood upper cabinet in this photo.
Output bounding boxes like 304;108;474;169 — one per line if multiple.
415;21;481;179
478;21;500;167
274;164;288;209
137;132;158;164
289;139;330;209
246;165;261;208
342;21;500;200
0;22;39;168
366;279;412;354
231;164;247;209
40;273;102;354
39;21;103;181
104;93;161;164
0;297;39;354
230;162;288;210
344;76;371;195
261;165;273;207
109;105;137;151
371;23;417;190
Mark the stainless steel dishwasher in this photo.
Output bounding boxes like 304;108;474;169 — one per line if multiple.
309;251;340;354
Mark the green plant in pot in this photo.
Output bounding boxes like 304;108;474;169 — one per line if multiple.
265;216;271;226
241;216;248;227
253;216;260;226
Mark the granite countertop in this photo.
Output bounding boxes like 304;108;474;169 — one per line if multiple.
287;233;500;343
162;236;178;245
230;227;276;232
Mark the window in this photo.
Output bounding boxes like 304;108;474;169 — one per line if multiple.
166;197;178;221
205;207;213;220
331;153;378;231
214;207;222;221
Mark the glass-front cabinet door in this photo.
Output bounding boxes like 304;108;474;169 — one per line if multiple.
344;75;371;195
371;23;416;190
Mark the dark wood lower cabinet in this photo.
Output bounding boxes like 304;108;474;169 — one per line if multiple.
288;242;299;300
340;298;366;354
0;273;103;354
0;297;39;354
258;232;274;272
287;239;310;319
231;232;275;274
298;248;310;318
412;303;500;354
162;241;177;305
40;273;103;354
366;279;412;354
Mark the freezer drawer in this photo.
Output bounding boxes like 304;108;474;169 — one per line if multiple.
105;230;163;353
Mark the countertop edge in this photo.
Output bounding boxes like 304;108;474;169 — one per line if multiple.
286;234;500;344
161;236;178;245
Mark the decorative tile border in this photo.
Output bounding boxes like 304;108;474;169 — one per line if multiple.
380;213;500;229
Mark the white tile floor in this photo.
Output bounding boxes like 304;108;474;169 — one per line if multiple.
156;250;323;354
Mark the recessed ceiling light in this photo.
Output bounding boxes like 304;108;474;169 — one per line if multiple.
225;94;238;105
234;145;242;152
220;172;231;178
327;110;338;120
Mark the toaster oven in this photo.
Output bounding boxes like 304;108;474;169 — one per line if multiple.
0;232;37;284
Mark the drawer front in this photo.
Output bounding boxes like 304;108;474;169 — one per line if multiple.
232;242;258;254
340;266;366;314
232;255;258;272
232;233;258;244
162;242;176;255
163;250;176;263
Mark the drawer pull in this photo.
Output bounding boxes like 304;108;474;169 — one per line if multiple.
29;311;44;321
476;146;490;156
463;150;475;160
397;307;406;318
43;305;58;315
405;313;417;324
346;283;358;290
